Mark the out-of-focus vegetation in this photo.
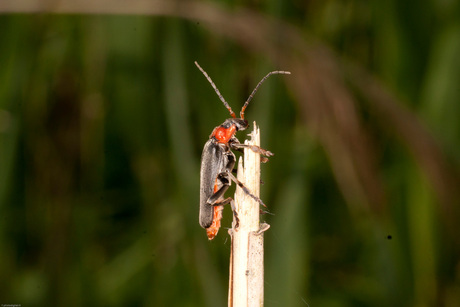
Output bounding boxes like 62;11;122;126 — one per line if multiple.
1;0;460;306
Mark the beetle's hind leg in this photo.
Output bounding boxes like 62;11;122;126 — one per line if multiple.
208;197;239;229
206;175;239;228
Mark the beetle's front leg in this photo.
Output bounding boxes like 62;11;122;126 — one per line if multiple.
229;137;274;162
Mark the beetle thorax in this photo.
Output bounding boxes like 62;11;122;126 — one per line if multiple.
210;118;248;144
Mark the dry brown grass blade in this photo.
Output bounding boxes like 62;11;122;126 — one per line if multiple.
347;64;460;215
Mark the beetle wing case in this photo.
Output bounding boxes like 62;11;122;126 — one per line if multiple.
199;139;225;228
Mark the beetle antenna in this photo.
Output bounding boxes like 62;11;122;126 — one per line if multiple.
195;61;236;118
240;70;291;119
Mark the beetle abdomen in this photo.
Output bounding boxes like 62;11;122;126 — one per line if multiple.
206;205;224;239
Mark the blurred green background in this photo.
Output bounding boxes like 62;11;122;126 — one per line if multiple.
1;0;460;306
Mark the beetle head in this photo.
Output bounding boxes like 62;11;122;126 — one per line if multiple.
221;118;249;131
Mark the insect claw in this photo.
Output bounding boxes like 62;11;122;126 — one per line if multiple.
260;209;274;215
253;223;270;235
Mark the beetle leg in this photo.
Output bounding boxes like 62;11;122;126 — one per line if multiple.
208;197;239;229
206;175;239;228
231;143;274;157
228;138;274;161
225;170;267;207
207;173;230;204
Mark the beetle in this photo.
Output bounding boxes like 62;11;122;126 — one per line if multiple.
196;61;290;240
